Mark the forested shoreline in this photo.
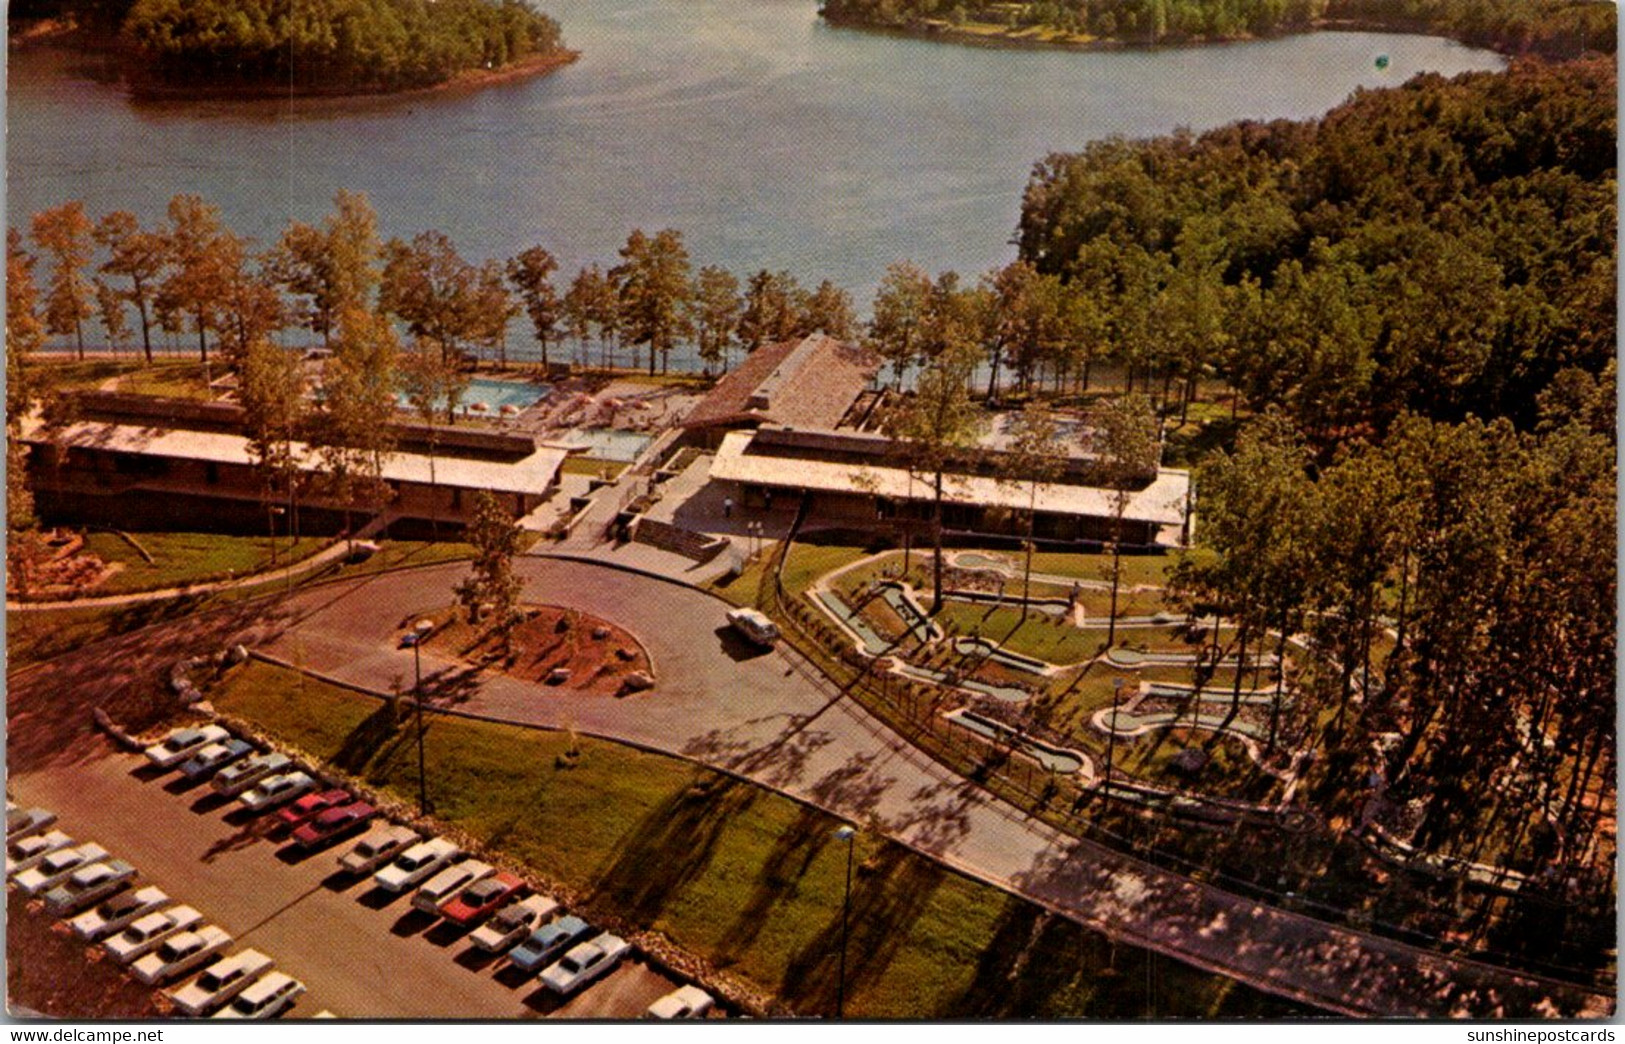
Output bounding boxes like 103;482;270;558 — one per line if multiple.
820;0;1616;60
8;0;570;97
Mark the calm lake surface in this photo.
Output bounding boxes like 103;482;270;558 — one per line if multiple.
9;0;1502;300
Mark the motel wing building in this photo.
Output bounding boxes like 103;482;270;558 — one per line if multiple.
682;335;1194;549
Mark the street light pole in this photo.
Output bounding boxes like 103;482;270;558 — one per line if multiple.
834;824;856;1018
412;619;433;815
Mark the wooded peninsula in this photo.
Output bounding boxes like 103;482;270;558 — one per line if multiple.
9;0;571;97
820;0;1616;60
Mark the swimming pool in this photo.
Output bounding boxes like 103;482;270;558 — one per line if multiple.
395;377;549;415
561;428;654;462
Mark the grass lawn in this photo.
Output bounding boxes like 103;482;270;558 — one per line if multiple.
935;602;1102;665
80;530;329;594
1025;550;1171;589
30;357;151;394
211;660;1302;1019
559;456;628;478
710;542;870;609
113;361;216;400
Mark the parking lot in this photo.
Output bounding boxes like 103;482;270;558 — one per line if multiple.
10;734;681;1019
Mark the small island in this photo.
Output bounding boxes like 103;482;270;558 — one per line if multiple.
9;0;576;99
820;0;1616;60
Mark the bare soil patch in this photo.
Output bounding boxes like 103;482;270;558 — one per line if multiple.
6;891;165;1019
430;604;652;696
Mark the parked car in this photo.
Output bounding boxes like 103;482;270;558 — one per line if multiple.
144;725;231;769
105;905;203;964
469;894;561;953
179;739;254;782
274;788;351;831
291;801;375;849
131;925;233;985
14;843;109;896
43;858;136;916
646;985;715;1020
212;752;292;798
168;949;275;1016
338;824;419;876
5;807;57;842
507;914;592;973
539;933;631;995
70;886;170;941
726;607;780;647
412;859;494;915
238;772;316;813
372;838;460;893
213;972;305;1020
440;871;526;926
7;829;75;876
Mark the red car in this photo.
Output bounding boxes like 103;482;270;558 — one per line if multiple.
275;789;350;830
439;872;527;926
290;801;377;849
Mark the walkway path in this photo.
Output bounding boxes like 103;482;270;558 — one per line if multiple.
232;556;1608;1020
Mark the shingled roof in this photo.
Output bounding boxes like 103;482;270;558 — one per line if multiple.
681;334;880;432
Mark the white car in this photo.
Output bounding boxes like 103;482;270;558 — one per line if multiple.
105;905;203;963
6;806;57;841
539;933;632;995
212;752;292;797
7;829;75;876
43;858;136;916
168;949;275;1016
144;725;230;769
372;838;460;893
132;925;233;985
726;607;780;647
338;824;420;876
646;985;715;1020
213;971;305;1019
238;771;316;813
71;886;171;940
13;843;109;896
468;893;561;952
411;859;493;915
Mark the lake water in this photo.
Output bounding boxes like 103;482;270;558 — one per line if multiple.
8;0;1502;316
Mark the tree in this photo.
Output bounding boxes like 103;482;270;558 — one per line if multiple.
270;189;382;346
690;265;741;374
736;269;801;354
1090;393;1160;645
563;264;620;371
887;336;985;612
218;251;287;368
799;279;857;340
314;306;400;547
94;280;131;356
94;210;168;364
472;259;518;366
239;335;309;567
400;334;470;538
455;489;525;654
7;228;46;595
867;261;933;388
379;231;482;364
30;201;96;359
506;246;562;370
158;194;239;362
611;228;693;376
1001;402;1065;617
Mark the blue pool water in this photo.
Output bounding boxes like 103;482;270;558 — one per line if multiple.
397;377;550;414
562;428;653;462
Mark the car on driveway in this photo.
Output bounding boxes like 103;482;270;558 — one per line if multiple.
726;607;780;647
131;925;233;985
469;893;561;952
144;725;231;769
168;949;275;1016
239;772;316;813
275;788;351;831
412;859;494;915
105;905;203;964
338;824;419;876
539;933;632;995
179;739;254;782
213;971;305;1020
372;838;460;893
646;985;715;1019
212;752;292;798
8;829;74;876
291;801;376;849
70;886;170;941
508;914;592;974
6;807;57;842
440;871;526;926
43;858;136;916
14;843;109;896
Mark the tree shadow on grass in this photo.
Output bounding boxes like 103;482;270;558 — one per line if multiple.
331;702;402;776
778;844;947;1015
714;804;835;966
589;774;757;928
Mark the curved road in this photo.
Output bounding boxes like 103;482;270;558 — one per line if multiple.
10;555;1612;1019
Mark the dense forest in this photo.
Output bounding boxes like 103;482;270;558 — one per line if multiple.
1018;57;1616;436
820;0;1616;59
11;0;568;94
